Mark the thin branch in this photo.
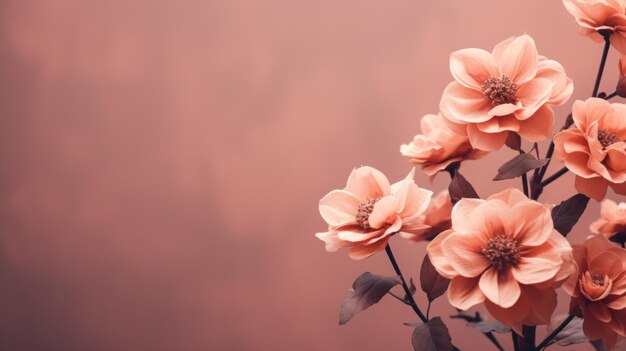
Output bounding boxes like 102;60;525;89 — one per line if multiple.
592;32;612;98
535;315;575;351
384;244;428;323
540;167;569;188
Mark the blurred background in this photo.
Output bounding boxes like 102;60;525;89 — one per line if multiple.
0;0;624;350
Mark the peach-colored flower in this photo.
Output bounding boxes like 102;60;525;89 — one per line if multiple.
400;114;487;175
401;189;453;242
427;189;576;329
439;34;573;151
563;0;626;54
553;98;626;201
590;199;626;241
315;166;432;259
563;235;626;350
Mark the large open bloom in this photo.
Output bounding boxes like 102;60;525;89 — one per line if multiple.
401;189;452;242
591;199;626;241
553;98;626;200
400;114;487;175
315;166;432;259
427;189;576;329
440;34;573;151
563;0;626;54
563;235;626;350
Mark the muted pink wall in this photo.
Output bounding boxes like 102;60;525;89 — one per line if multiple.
0;0;623;350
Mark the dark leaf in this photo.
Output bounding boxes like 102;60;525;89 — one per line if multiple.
420;255;450;302
493;153;549;181
552;194;590;236
451;310;510;334
339;272;400;325
469;321;511;334
411;317;453;351
448;171;479;204
505;132;521;151
547;316;587;346
403;278;417;302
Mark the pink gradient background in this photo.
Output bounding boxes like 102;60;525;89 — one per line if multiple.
0;0;624;350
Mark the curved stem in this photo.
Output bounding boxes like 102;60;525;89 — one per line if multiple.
592;33;612;98
384;244;428;323
512;332;520;351
535;315;575;351
540;167;569;188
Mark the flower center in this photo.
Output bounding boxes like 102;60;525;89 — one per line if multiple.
481;235;521;271
591;274;605;286
482;75;517;106
356;199;378;229
598;129;619;149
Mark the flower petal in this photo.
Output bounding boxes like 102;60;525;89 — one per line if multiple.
345;166;390;200
496;35;539;86
441;232;490;278
319;190;360;227
517;105;555;142
575;175;608;201
450;48;499;90
448;276;485;310
479;268;521;308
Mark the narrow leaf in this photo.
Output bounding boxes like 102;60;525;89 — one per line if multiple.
469;321;511;334
551;194;589;236
493;153;549;181
420;255;450;302
547;316;587;346
505;132;521;151
448;171;479;204
411;317;453;351
339;272;400;325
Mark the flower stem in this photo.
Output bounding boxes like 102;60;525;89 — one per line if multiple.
592;32;612;98
512;332;520;351
518;325;536;351
535;315;575;351
384;244;428;323
540;167;569;188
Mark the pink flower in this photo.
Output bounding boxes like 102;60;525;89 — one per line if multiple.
563;0;626;54
553;98;626;200
315;166;433;259
440;34;573;151
400;114;487;175
400;190;453;242
590;199;626;241
563;235;626;350
427;189;576;328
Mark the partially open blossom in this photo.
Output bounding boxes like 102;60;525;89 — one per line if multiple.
563;235;626;350
439;34;573;151
427;189;576;329
401;189;452;242
400;114;487;175
563;0;626;54
591;199;626;242
553;98;626;201
315;166;432;259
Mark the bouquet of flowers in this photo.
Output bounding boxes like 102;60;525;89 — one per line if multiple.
314;1;626;350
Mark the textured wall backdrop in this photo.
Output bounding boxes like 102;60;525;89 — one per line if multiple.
0;0;623;350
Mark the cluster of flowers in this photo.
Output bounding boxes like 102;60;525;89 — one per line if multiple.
315;1;626;350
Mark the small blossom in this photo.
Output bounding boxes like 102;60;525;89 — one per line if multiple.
400;189;453;242
591;199;626;242
563;0;626;54
427;189;576;329
315;166;432;259
439;34;573;151
554;98;626;200
563;235;626;350
400;114;487;176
